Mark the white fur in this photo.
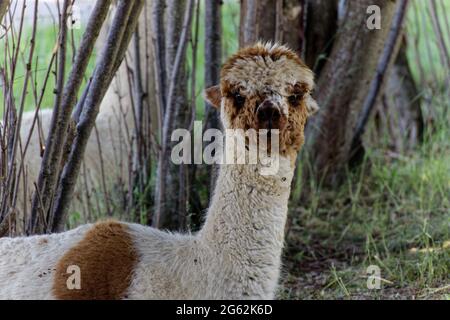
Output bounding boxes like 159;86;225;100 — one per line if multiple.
0;155;294;300
0;224;91;299
127;156;293;299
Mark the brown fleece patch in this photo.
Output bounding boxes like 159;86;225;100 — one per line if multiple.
283;98;308;160
282;83;309;157
53;220;137;300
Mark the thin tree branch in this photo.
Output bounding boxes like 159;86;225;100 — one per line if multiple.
203;0;222;203
28;0;112;234
51;0;144;232
1;0;38;225
0;209;15;238
151;0;166;138
153;0;195;228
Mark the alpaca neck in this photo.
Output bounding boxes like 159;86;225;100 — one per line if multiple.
198;156;294;296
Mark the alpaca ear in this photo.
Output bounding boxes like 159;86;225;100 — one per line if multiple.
305;94;319;116
204;85;222;109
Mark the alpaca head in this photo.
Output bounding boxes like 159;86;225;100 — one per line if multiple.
205;42;319;160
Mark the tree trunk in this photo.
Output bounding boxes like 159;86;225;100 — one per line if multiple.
153;0;194;230
369;37;424;153
304;0;398;188
203;0;223;206
239;0;303;52
304;0;338;75
165;0;190;229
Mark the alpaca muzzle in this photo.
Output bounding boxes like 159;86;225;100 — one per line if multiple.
256;100;284;131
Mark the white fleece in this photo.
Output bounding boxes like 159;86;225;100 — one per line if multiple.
0;224;91;299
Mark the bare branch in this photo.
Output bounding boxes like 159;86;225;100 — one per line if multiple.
1;0;38;227
203;0;222;200
153;0;195;228
51;0;144;232
28;0;112;234
204;0;222;129
0;210;15;238
151;0;166;135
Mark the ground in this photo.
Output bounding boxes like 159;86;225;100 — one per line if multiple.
278;146;450;300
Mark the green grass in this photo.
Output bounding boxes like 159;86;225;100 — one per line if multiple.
277;1;450;300
406;0;450;90
279;138;449;299
0;22;95;114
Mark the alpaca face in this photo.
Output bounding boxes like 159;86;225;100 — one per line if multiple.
205;43;319;158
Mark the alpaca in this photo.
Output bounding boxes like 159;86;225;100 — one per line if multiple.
0;43;319;299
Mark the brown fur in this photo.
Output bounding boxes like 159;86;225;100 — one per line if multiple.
282;83;309;158
52;221;137;300
221;44;308;74
218;45;312;158
204;85;222;109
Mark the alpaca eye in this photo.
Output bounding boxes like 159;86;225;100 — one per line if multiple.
288;94;302;106
233;93;246;108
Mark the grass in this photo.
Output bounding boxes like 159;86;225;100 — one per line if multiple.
279;69;450;301
279;137;449;299
276;0;450;300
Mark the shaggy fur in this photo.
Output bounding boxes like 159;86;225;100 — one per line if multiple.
53;220;137;300
0;224;91;299
0;43;317;300
217;43;318;159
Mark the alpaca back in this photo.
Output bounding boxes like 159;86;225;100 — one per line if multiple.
0;221;195;300
0;224;91;299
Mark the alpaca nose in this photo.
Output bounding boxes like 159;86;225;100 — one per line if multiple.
257;100;281;129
